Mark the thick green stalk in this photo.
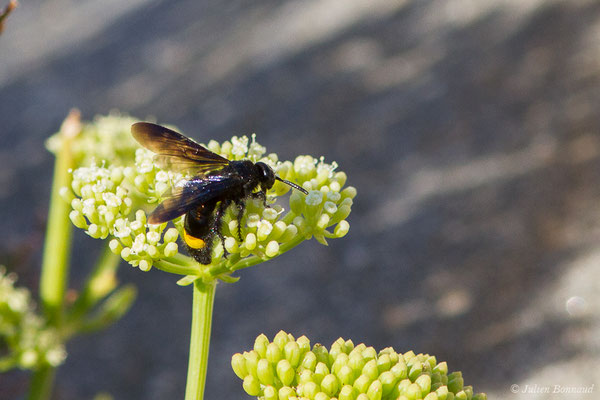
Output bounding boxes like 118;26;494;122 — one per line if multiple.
184;279;217;400
39;118;77;323
27;366;56;400
30;111;80;400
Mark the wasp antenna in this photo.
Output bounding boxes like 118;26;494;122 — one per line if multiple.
276;176;308;195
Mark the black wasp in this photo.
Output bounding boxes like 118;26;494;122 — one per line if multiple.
131;122;308;264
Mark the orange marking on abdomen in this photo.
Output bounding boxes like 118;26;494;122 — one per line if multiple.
184;230;206;249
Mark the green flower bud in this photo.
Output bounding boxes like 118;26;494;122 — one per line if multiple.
257;220;273;241
301;351;318;371
416;374;432;396
254;334;269;358
264;385;277;400
314;392;330;400
455;390;468;400
391;360;408;380
463;386;473;398
341;186;357;199
298;369;314;385
279;386;295;400
297;335;311;354
242;375;261;397
366;379;382;400
279;224;298;242
436;386;449;400
244;232;257;250
331;352;349;375
349;352;366;373
231;353;247;379
334;220;350;237
257;358;275;385
314;361;329;384
266;342;283;364
362;347;377;362
284;341;301;367
425;356;437;371
362;360;379;380
272;330;290;349
276;359;295;386
301;381;319;399
265;240;280;257
337;365;355;386
321;374;339;397
244;350;260;378
408;362;423;382
431;373;443;387
376;353;392;374
424;393;439;400
433;361;448;376
313;343;330;365
69;210;88;229
379;371;398;397
139;259;152;272
406;383;422;400
163;242;178;257
447;372;464;394
353;374;371;394
339;384;356;400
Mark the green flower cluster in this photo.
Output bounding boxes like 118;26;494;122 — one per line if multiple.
0;267;66;371
60;115;355;276
47;112;140;167
231;332;486;400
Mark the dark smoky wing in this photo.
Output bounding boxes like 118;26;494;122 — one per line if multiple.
131;122;230;173
147;175;236;224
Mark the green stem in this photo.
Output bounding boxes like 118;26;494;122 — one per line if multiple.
154;258;200;276
27;366;56;400
30;111;80;400
184;279;217;400
40;124;76;323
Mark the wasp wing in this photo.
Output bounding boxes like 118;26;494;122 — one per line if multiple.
131;122;230;174
148;175;236;224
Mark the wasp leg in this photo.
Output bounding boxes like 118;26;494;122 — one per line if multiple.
213;199;232;258
235;199;245;242
251;191;268;208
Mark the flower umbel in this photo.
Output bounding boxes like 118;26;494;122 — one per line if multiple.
0;267;66;371
232;331;487;400
60;116;355;280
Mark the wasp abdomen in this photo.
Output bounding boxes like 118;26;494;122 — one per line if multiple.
184;200;217;264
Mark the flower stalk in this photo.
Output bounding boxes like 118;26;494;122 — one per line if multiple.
184;279;217;400
29;110;81;400
40;110;80;325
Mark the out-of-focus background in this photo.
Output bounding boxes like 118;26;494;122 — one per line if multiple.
2;0;600;398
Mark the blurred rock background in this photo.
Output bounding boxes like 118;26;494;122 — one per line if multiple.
1;0;600;398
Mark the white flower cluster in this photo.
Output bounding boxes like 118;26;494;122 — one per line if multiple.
64;120;356;273
67;153;183;271
0;267;66;370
